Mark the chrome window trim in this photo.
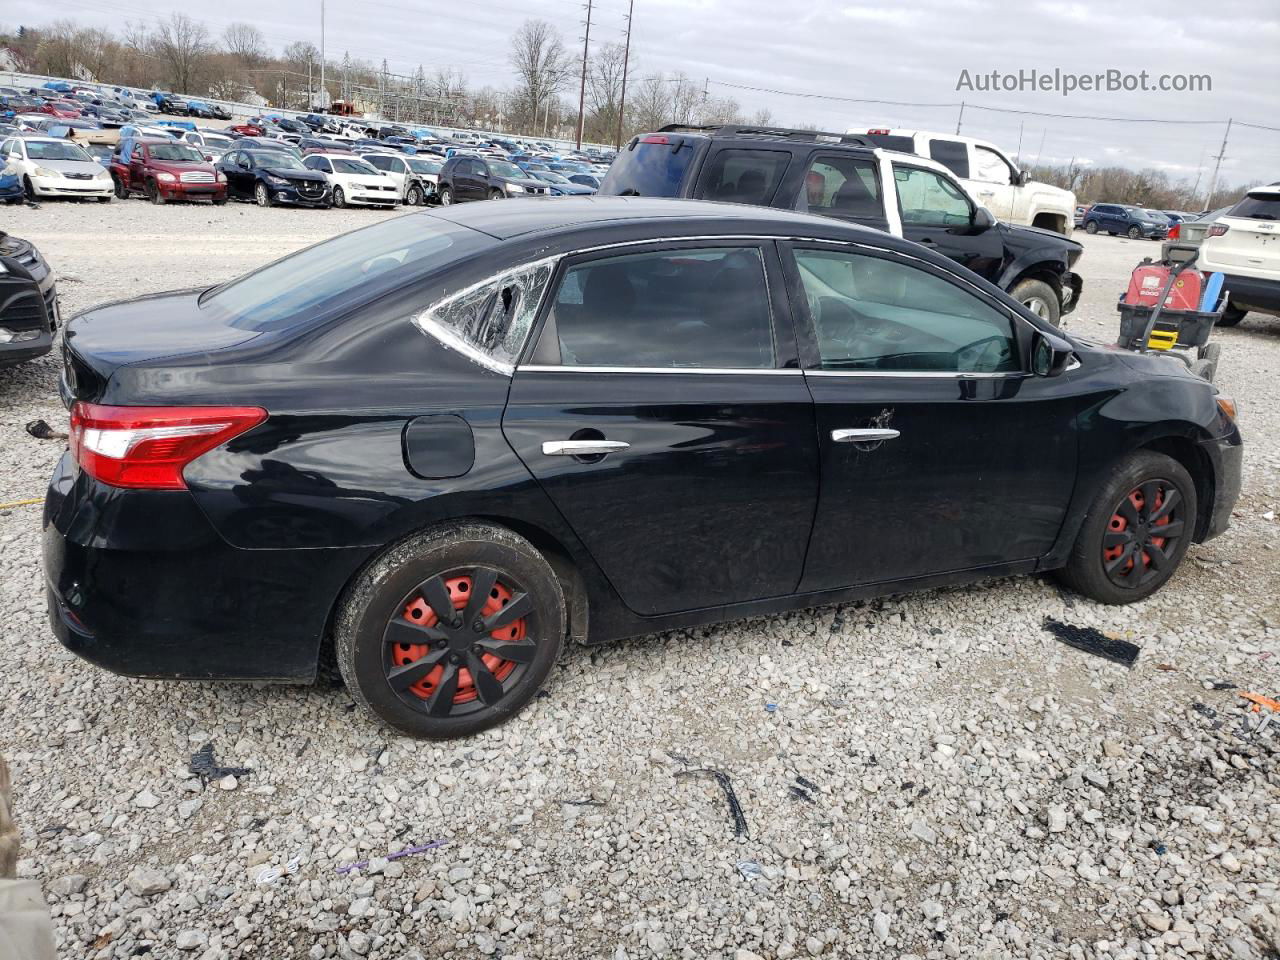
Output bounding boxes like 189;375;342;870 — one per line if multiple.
518;364;802;376
805;369;1025;379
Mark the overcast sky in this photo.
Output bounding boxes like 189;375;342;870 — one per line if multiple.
7;0;1279;185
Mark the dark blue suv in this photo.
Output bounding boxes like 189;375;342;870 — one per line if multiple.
1082;204;1169;240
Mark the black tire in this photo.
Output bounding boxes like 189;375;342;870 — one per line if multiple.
406;184;424;207
488;188;504;201
335;522;565;738
112;176;128;199
1218;304;1247;327
1127;225;1142;240
22;176;37;201
212;194;227;206
1056;451;1197;605
332;186;346;208
255;182;272;208
148;181;165;205
96;195;111;203
1009;278;1061;326
438;185;454;205
1084;220;1098;235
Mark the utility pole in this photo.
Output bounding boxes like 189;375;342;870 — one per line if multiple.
615;0;634;150
955;100;964;135
319;0;326;110
575;0;593;149
1204;118;1232;209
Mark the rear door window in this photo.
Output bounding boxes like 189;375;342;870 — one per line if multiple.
695;148;790;205
542;246;775;369
598;135;696;197
795;155;883;221
928;139;970;178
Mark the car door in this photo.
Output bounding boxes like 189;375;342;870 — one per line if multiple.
970;145;1017;221
787;152;890;231
891;162;1004;283
129;143;146;187
502;239;820;616
778;240;1081;590
690;146;792;205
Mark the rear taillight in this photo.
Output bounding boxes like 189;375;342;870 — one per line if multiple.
69;402;267;490
1207;224;1229;238
1168;223;1181;239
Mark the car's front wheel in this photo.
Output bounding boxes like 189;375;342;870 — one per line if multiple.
255;182;272;207
335;522;565;738
1057;451;1197;604
1127;225;1142;240
1218;304;1247;327
406;184;424;206
1084;220;1098;234
438;186;454;205
148;181;165;205
489;189;505;200
112;176;128;199
332;186;346;208
1010;278;1061;326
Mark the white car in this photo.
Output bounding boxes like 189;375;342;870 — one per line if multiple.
180;130;236;161
360;151;440;206
0;136;112;200
1199;184;1280;326
302;153;400;208
849;127;1076;235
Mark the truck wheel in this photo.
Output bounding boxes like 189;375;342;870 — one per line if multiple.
1010;278;1061;326
1217;304;1247;327
1085;220;1098;234
1056;451;1197;605
112;176;128;199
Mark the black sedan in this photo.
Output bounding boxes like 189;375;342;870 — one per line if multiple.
216;147;329;208
44;198;1242;738
0;230;59;367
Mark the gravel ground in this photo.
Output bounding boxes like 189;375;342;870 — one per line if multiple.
1;200;1278;960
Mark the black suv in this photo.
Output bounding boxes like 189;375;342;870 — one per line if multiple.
1082;204;1169;240
437;156;550;205
600;125;1083;324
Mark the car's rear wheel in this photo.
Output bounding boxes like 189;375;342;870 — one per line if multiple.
1127;225;1142;239
1218;304;1247;327
335;522;565;738
1010;278;1061;326
332;186;346;208
1084;220;1098;234
439;186;454;205
255;182;272;207
406;184;424;206
1057;451;1196;604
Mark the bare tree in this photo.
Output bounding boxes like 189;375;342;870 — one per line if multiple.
583;42;628;143
628;75;672;135
153;13;212;93
35;19;80;78
508;20;570;132
223;22;267;65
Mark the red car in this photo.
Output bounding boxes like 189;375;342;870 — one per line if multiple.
110;138;227;204
38;100;81;119
228;122;264;137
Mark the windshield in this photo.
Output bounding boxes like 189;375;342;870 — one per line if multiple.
27;140;92;161
201;216;482;332
332;157;378;175
1142;209;1168;221
1229;192;1280;221
204;135;232;148
488;160;525;179
250;151;303;169
408;158;441;174
150;143;203;162
538;171;570;184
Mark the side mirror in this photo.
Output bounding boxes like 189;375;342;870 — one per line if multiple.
1031;330;1074;377
1015;169;1031;187
971;206;996;231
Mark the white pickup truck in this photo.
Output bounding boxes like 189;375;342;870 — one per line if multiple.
849;128;1077;235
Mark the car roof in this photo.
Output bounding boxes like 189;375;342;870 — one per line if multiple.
426;195;896;244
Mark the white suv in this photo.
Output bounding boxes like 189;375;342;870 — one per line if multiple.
849;128;1076;235
1199;184;1280;326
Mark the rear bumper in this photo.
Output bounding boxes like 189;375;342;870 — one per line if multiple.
1200;429;1243;542
43;453;369;682
1220;274;1280;314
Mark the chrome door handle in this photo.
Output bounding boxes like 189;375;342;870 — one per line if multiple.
831;428;900;443
541;440;630;456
